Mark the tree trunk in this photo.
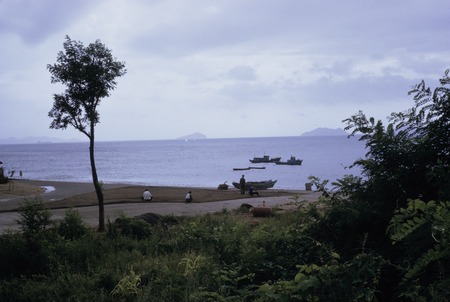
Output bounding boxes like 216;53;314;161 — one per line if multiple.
89;135;105;231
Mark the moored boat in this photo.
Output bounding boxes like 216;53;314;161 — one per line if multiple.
249;155;281;163
233;166;266;171
232;179;277;190
233;167;250;171
275;156;303;166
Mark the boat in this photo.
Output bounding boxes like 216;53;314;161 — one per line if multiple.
275;156;303;166
232;179;277;190
249;155;281;163
232;166;266;171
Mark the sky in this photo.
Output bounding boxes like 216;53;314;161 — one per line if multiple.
1;0;449;141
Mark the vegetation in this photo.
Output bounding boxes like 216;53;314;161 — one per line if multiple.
1;70;449;300
47;36;127;231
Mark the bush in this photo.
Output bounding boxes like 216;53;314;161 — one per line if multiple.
0;232;26;278
17;198;52;236
257;252;385;301
113;215;153;240
58;208;90;240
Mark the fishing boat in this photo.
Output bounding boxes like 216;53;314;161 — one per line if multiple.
233;166;266;171
232;179;277;190
275;156;303;166
249;155;281;163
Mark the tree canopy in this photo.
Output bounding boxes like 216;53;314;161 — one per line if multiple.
48;35;126;139
344;69;450;207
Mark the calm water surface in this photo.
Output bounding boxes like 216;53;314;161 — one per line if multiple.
0;136;366;190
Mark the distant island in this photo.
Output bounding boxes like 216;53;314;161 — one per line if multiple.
176;132;207;140
301;127;348;136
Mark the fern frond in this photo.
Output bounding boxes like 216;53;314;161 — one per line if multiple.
403;244;449;281
388;200;428;243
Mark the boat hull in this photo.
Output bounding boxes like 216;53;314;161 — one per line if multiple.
233;167;266;171
249;156;281;163
232;180;277;190
275;160;303;165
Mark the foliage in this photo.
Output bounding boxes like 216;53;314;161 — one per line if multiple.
47;36;126;231
58;208;90;240
0;198;441;301
0;207;367;301
344;69;450;207
2;199;57;277
16;198;52;236
338;70;450;300
388;199;450;301
113;215;154;240
47;35;127;134
110;267;141;300
257;252;385;301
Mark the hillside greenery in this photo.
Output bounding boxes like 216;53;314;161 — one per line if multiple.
0;70;449;301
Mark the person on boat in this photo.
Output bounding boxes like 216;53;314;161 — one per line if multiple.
142;189;153;202
240;175;246;195
249;186;260;197
185;191;193;203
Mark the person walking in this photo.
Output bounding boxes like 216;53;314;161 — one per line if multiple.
240;175;246;195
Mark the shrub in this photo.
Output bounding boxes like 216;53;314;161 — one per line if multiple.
0;232;26;278
16;198;52;236
113;216;153;240
257;252;385;301
58;208;90;240
388;199;450;301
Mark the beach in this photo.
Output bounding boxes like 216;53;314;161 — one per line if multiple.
0;179;321;232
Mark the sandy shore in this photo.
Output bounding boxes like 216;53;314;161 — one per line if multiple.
0;179;320;233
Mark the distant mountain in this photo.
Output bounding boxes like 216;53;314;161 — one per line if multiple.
301;127;348;137
176;132;207;140
0;136;81;145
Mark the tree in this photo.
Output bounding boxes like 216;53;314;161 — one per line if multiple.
343;69;450;210
340;69;450;300
48;36;126;231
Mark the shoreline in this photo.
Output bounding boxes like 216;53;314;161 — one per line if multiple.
0;179;320;233
0;179;303;212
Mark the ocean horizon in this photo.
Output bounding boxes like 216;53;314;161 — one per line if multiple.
0;136;366;190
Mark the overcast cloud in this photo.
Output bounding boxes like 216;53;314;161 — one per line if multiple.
1;0;449;141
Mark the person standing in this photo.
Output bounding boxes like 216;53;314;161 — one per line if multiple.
240;175;246;195
185;191;193;203
142;189;153;202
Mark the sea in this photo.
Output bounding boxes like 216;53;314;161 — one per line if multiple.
0;136;367;190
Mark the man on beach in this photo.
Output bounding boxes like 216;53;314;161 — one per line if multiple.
240;175;246;194
185;191;193;203
142;189;153;202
